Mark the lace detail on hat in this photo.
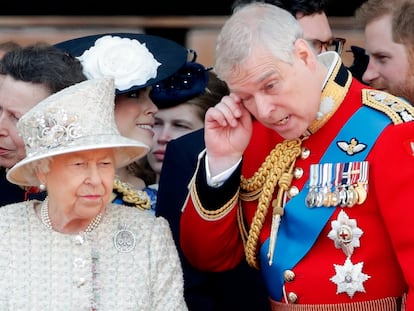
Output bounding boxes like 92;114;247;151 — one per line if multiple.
24;109;81;156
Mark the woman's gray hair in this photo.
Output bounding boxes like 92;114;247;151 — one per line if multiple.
25;157;52;185
215;2;303;81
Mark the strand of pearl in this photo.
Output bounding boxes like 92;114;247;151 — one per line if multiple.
40;197;102;233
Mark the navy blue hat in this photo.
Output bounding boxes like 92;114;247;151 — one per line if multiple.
54;33;188;95
150;50;211;108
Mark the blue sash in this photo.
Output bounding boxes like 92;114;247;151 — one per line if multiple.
260;106;391;300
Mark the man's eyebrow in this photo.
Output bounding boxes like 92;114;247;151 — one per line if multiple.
255;69;279;84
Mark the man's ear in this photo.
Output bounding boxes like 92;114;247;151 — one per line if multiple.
294;38;317;66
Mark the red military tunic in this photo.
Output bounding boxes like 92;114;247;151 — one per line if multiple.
180;55;414;309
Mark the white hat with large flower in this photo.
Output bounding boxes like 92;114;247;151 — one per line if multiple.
54;33;188;95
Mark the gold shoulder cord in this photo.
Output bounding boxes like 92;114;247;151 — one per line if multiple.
239;139;302;269
113;179;151;211
237;60;354;269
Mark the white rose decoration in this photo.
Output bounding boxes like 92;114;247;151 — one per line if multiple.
77;35;161;91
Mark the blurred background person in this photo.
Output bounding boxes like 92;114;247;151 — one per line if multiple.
0;43;86;206
0;77;187;310
233;0;337;54
0;41;20;59
232;0;368;81
355;0;414;104
137;60;229;212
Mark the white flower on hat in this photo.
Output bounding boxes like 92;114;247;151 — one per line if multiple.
77;35;161;91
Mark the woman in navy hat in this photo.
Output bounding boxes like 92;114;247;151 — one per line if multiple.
136;61;229;213
55;33;188;211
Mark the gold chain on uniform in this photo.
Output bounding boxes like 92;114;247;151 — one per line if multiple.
237;59;353;269
113;179;151;210
239;139;302;269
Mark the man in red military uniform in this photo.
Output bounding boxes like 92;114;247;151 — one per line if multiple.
180;3;414;310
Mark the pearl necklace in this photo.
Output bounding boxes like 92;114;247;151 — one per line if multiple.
40;197;102;233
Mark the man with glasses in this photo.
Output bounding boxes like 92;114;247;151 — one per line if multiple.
265;0;365;82
233;0;342;54
311;37;346;54
156;1;348;310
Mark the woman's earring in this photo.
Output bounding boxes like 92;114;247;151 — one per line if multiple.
39;183;46;192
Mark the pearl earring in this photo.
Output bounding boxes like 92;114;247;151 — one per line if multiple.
39;183;46;192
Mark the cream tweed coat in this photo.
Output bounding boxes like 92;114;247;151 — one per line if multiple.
0;200;188;311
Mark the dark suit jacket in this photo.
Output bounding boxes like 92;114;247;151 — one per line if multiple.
0;167;26;206
0;167;47;207
156;128;270;311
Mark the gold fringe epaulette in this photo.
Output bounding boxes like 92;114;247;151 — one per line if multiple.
362;89;414;124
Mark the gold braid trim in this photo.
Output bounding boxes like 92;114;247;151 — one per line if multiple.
190;178;239;219
237;199;249;247
112;179;151;210
239;139;302;269
308;60;352;134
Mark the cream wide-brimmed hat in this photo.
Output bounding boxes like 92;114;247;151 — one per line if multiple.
7;77;149;187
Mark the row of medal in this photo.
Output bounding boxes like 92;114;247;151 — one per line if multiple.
305;161;369;208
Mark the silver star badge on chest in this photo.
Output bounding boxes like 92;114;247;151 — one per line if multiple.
328;210;363;257
330;257;370;298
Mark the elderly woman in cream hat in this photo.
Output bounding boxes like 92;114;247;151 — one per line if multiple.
55;33;189;211
0;77;188;310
